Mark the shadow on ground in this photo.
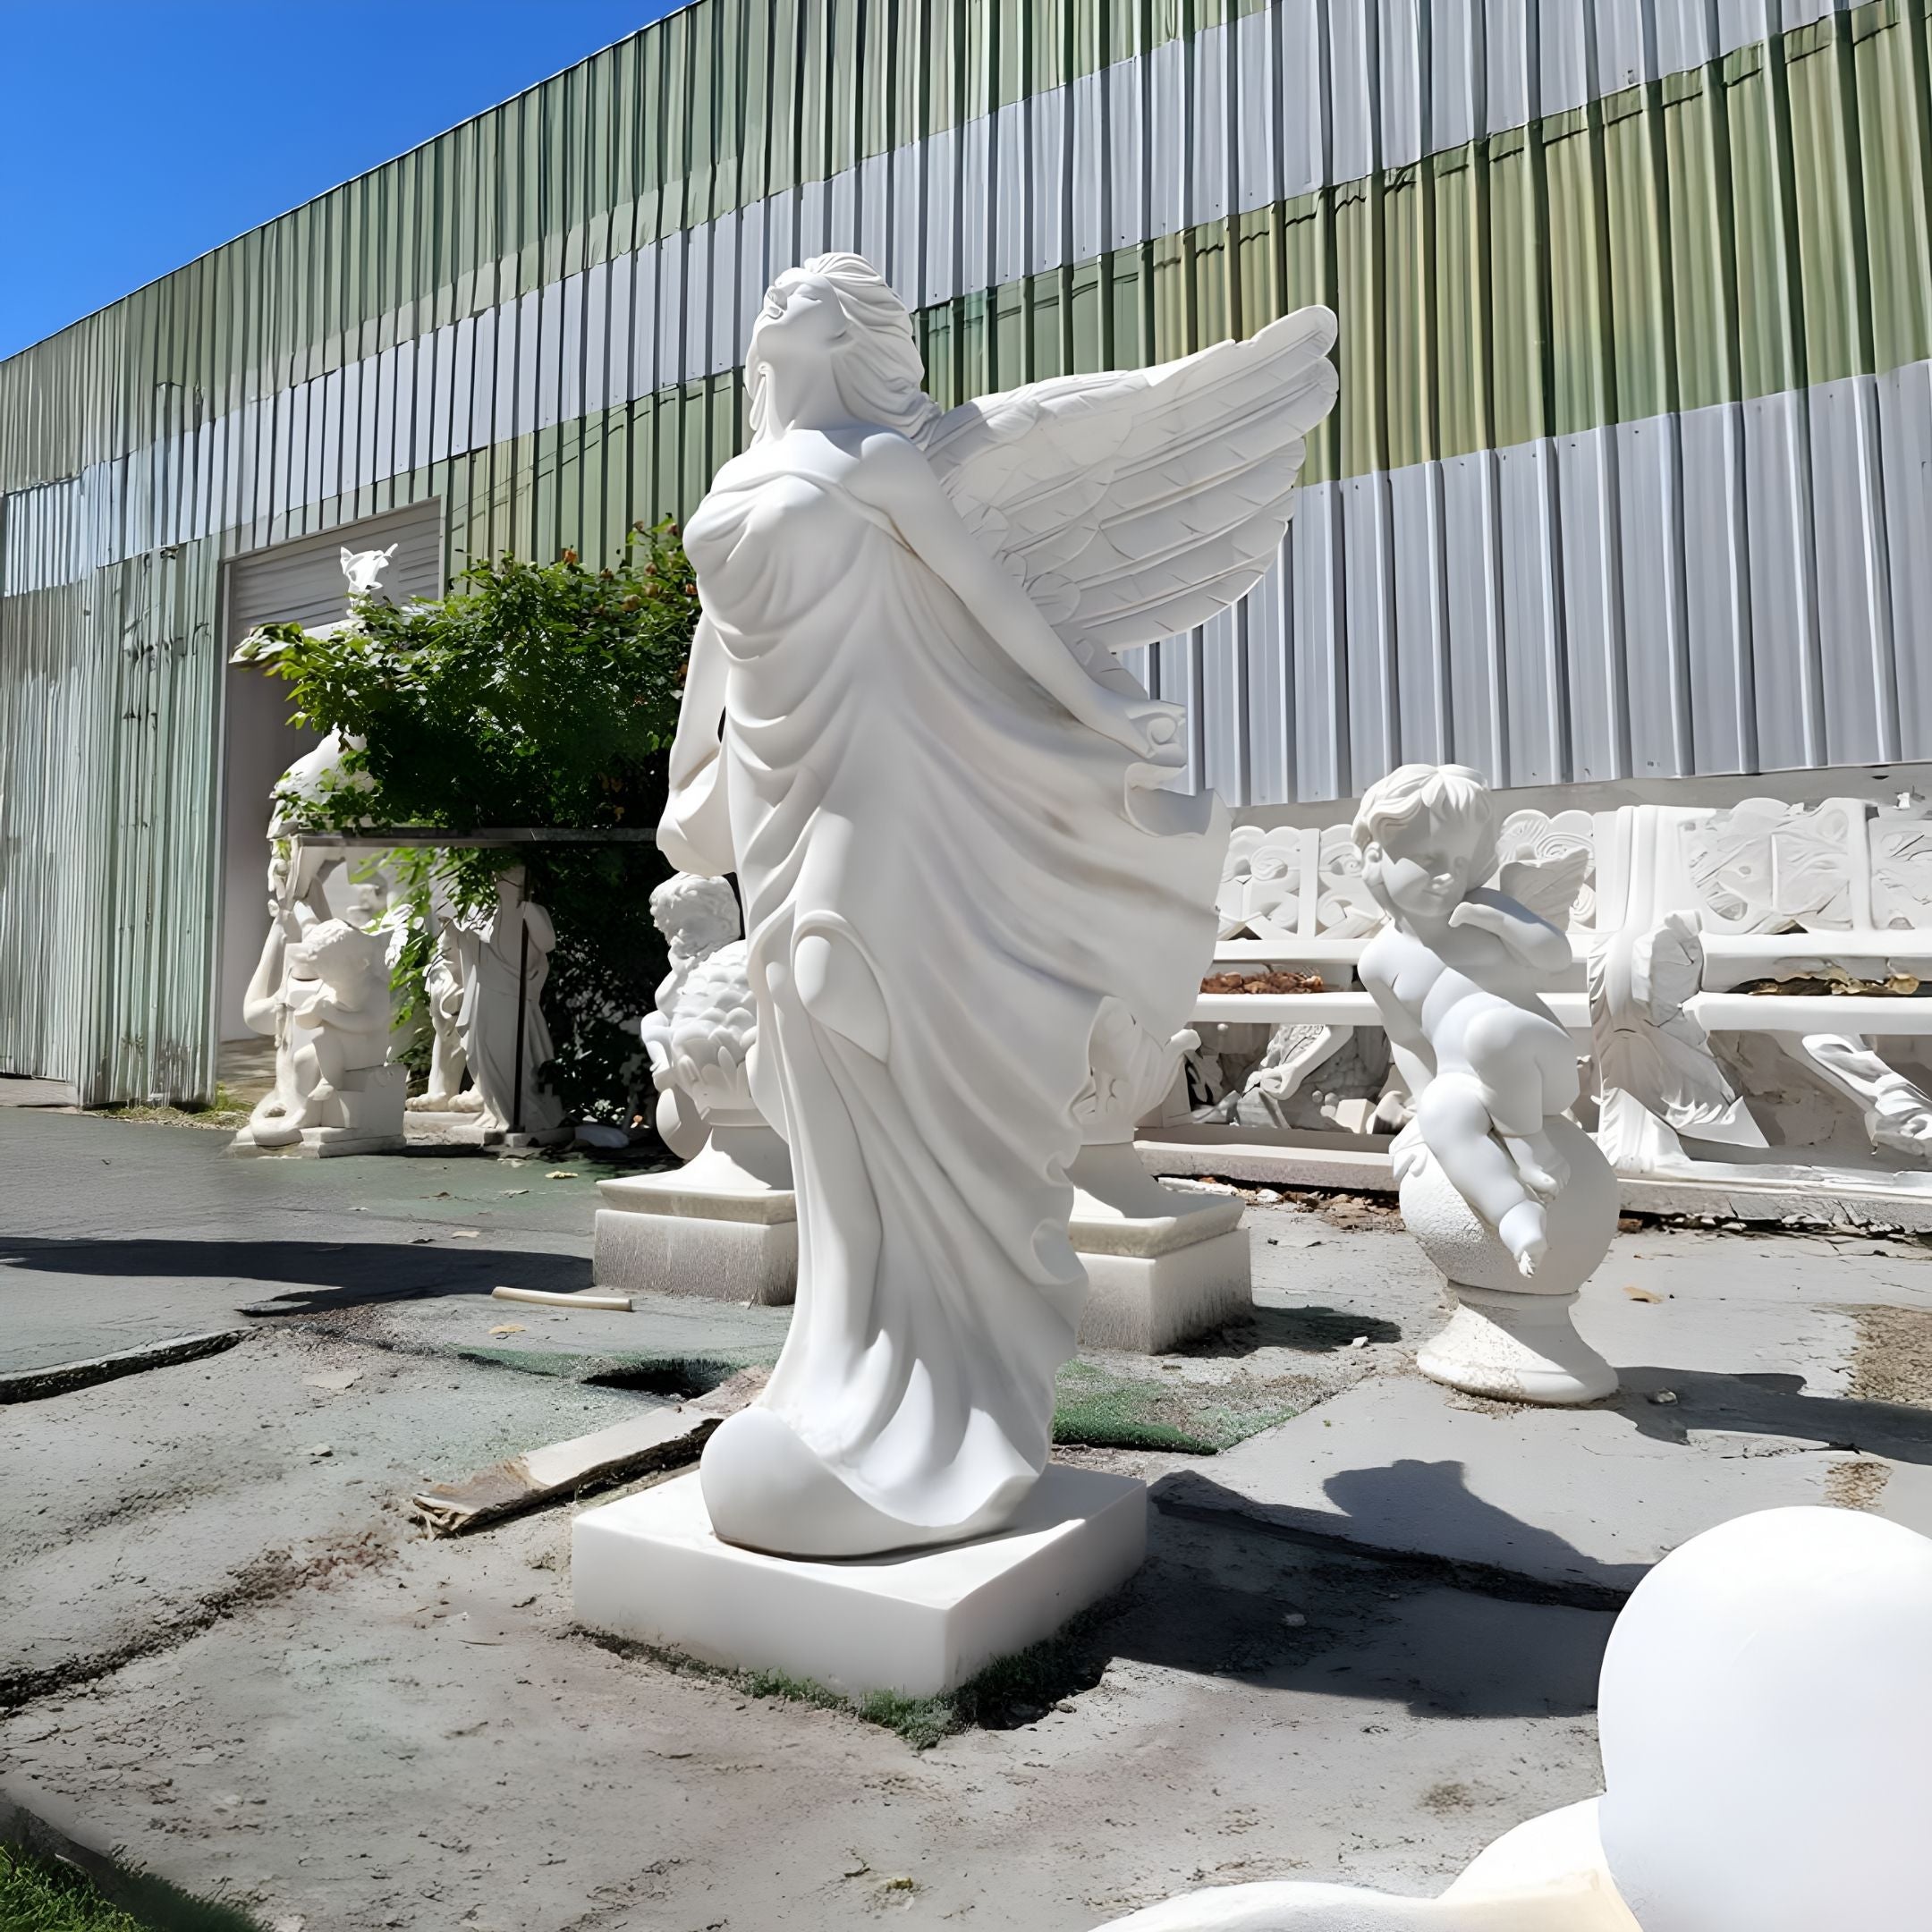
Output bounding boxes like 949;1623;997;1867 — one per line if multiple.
1610;1363;1932;1462
1151;1462;1648;1606
1188;1304;1404;1357
985;1479;1614;1725
0;1236;587;1314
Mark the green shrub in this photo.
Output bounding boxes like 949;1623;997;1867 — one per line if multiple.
247;521;699;1118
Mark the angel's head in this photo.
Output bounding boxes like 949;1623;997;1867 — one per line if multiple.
1352;763;1496;928
746;255;937;445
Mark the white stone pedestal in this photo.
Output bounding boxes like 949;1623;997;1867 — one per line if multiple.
228;1064;408;1157
1070;1142;1252;1352
593;1125;797;1305
1401;1117;1619;1407
572;1463;1147;1698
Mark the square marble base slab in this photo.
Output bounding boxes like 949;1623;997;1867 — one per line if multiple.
1077;1227;1253;1352
572;1463;1147;1697
592;1208;798;1305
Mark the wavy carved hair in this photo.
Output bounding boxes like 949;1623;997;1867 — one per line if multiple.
1352;763;1499;875
745;254;940;445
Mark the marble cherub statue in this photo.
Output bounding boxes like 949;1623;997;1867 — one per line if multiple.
1354;764;1580;1278
243;917;396;1147
658;250;1338;1557
638;872;745;1157
1091;1507;1932;1931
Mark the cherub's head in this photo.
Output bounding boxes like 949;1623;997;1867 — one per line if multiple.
746;254;938;445
1352;763;1497;929
291;919;380;995
649;872;740;954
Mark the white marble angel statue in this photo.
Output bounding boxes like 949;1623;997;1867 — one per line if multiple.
657;252;1337;1558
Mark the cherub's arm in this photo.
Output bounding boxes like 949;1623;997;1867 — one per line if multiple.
1448;888;1571;978
850;434;1183;765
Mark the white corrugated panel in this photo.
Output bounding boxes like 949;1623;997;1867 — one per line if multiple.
225;499;444;645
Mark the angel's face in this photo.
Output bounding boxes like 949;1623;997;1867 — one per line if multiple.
1365;817;1484;928
752;273;848;367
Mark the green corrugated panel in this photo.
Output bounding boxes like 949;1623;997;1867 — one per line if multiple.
1601;84;1673;424
1724;39;1801;399
1543;106;1610;438
1785;13;1870;386
1487;124;1546;449
1278;191;1333;483
1852;0;1932;373
690;0;722;222
1333;174;1383;479
1382;164;1432;472
1429;146;1488;463
1659;65;1736;412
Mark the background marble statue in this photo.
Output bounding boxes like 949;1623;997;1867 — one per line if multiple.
454;870;564;1140
1354;765;1619;1403
660;251;1338;1557
639;873;744;1157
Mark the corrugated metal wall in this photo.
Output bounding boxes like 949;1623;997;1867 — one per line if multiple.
2;0;1925;1098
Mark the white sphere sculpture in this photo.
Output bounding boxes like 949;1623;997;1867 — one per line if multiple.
1597;1505;1932;1932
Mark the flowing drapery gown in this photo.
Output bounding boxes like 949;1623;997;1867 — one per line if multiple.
662;456;1221;1545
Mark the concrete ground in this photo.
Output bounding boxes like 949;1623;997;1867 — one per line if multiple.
4;1109;1929;1930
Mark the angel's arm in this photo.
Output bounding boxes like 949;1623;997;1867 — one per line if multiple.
657;614;736;877
1449;889;1572;976
851;435;1182;762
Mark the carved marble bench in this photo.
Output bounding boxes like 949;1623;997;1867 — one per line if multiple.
1163;793;1932;1206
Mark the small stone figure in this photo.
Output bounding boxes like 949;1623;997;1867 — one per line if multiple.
454;870;564;1140
1354;764;1618;1404
240;918;405;1152
1355;764;1578;1278
406;878;475;1113
639;873;743;1157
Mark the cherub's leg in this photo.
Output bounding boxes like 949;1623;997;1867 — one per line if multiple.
1464;1008;1577;1198
1416;1075;1546;1275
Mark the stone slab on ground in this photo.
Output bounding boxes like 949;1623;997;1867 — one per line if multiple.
1;1479;1614;1932
1174;1233;1932;1597
575;1464;1148;1697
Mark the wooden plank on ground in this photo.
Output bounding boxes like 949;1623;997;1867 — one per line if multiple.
409;1405;717;1536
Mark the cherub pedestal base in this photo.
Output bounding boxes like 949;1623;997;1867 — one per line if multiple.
593;1123;797;1306
572;1463;1145;1699
1070;1144;1251;1353
1402;1115;1618;1405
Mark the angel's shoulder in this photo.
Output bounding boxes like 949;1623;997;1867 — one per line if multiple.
843;427;943;497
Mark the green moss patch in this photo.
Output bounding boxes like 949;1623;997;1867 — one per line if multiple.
1052;1361;1303;1453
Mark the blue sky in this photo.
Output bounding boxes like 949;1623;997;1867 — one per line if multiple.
0;1;683;360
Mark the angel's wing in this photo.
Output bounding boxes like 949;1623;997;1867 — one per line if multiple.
1497;849;1591;931
923;308;1340;653
1589;911;1757;1139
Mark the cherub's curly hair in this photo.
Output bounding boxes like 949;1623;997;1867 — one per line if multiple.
746;254;940;445
648;872;740;947
1352;763;1498;874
